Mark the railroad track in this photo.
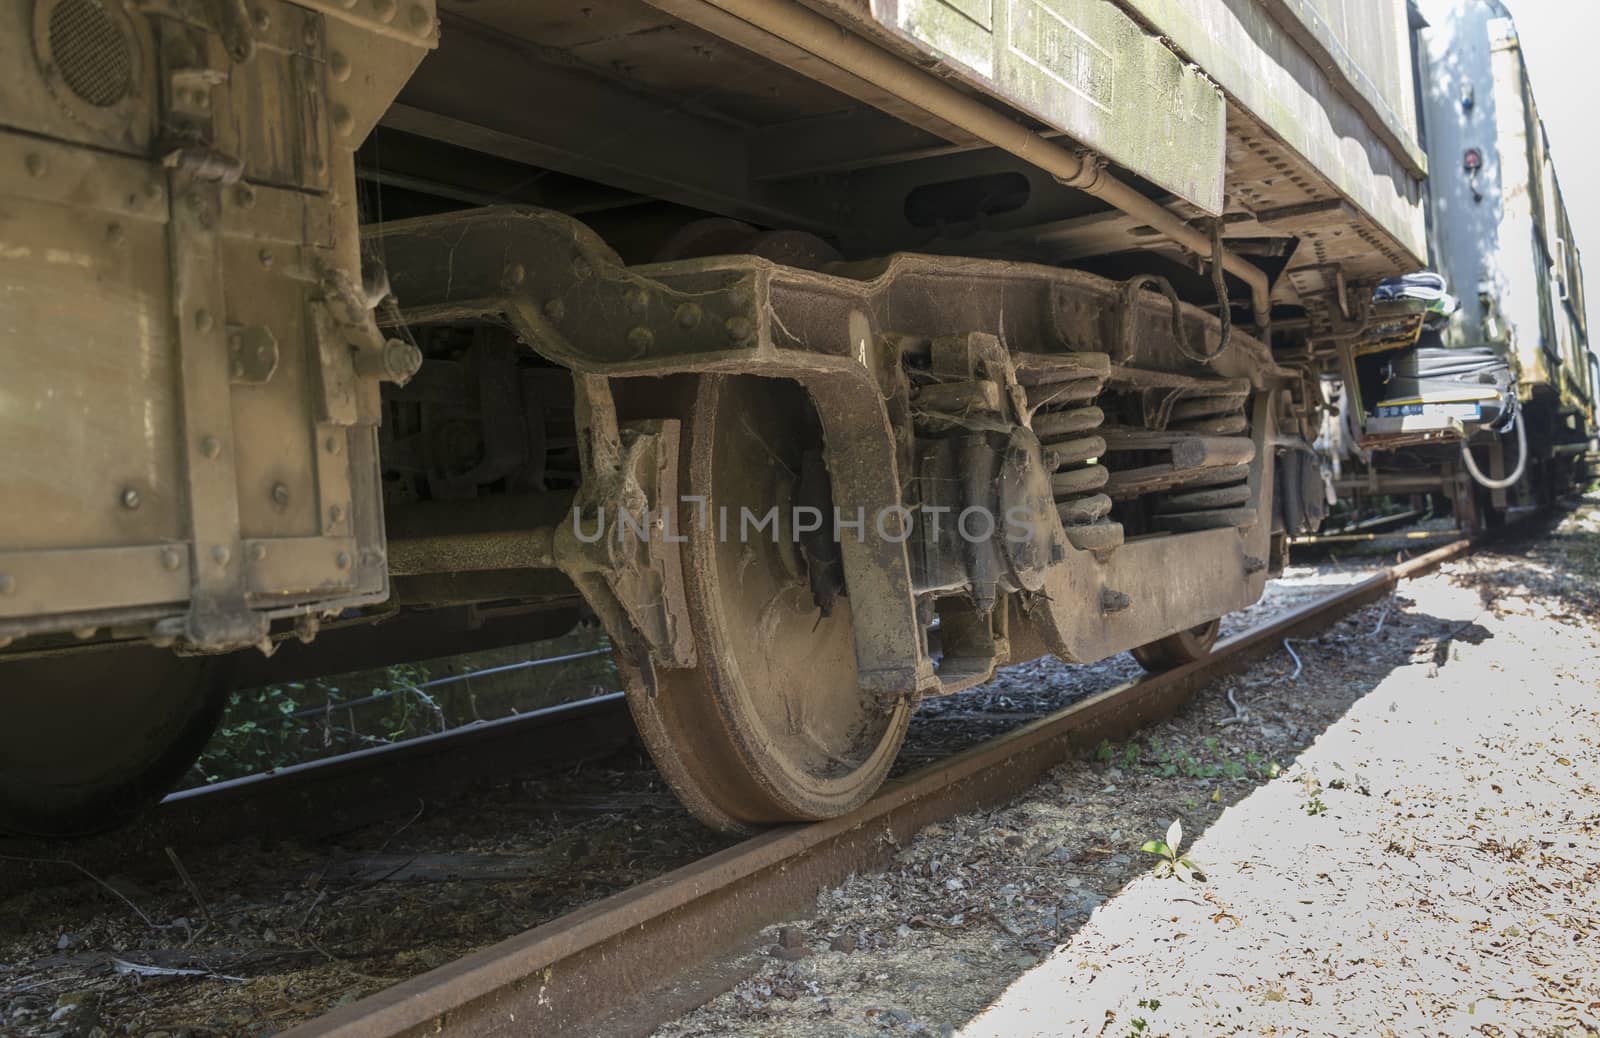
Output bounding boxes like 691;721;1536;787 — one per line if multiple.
0;692;634;898
278;536;1476;1038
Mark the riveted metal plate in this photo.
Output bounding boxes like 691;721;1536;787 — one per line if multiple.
865;0;1226;213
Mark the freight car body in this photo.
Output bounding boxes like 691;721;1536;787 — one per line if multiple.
1321;0;1596;525
1;0;1430;833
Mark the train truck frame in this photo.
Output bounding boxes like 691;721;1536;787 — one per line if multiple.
0;0;1461;834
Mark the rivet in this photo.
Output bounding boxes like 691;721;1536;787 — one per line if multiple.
312;157;328;178
625;287;650;312
199;436;221;458
250;543;268;562
372;0;396;22
332;105;355;137
626;326;654;353
329;51;352;83
252;7;270;30
674;302;702;329
234;183;256;209
335;551;351;570
25;153;46;178
504;263;526;286
212;545;231;565
0;574;14;595
324;435;341;454
408;3;431;32
329;504;345;523
120;486;141;509
231;360;246;378
572;256;592;279
272;482;290;506
106;222;125;246
160;548;182;571
543;298;566;321
194;309;214;332
724;316;754;344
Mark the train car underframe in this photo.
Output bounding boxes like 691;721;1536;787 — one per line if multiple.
1;0;1434;835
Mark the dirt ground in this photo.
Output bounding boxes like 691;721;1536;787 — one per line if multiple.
654;500;1600;1038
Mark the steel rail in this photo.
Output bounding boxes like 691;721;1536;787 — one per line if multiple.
0;693;633;898
282;537;1473;1038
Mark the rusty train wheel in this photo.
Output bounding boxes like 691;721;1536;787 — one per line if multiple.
1130;618;1223;672
0;648;230;837
627;375;912;831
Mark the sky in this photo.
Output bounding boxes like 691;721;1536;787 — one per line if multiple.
1500;0;1599;329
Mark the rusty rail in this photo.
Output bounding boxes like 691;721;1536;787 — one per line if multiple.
282;537;1474;1038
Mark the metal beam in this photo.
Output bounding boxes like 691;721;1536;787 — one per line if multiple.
388;16;832;232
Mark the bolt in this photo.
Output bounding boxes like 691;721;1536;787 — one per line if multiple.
674;302;702;329
0;574;14;595
25;153;46;178
120;486;141;509
1099;588;1131;613
199;436;221;459
625;287;650;313
372;0;396;22
1244;555;1267;574
250;543;267;562
160;548;182;571
724;316;755;344
504;262;526;287
194;309;214;332
144;181;163;203
626;326;654;354
1050;540;1068;564
272;482;290;506
234;183;256;209
212;545;230;565
329;504;345;523
408;3;431;33
572;256;592;279
335;551;351;570
329;51;352;82
258;247;274;269
252;7;270;30
543;298;566;322
332;105;355;137
231;360;246;378
106;222;125;246
324;435;341;454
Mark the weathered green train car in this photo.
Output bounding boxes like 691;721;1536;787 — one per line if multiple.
1;0;1440;833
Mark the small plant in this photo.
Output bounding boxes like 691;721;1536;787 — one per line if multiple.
1300;773;1328;815
1140;819;1202;882
1120;998;1162;1037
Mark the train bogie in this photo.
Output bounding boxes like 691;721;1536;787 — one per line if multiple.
10;0;1570;834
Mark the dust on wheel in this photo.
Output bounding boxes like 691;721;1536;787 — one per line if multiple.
1131;617;1223;672
0;647;229;837
626;375;912;831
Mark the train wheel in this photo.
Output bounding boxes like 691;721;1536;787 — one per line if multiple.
627;375;912;831
1130;618;1222;672
0;648;231;837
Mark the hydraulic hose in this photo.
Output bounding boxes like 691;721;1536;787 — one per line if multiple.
1460;406;1527;490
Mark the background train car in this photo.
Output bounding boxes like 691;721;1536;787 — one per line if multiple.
1318;0;1597;532
0;0;1449;835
